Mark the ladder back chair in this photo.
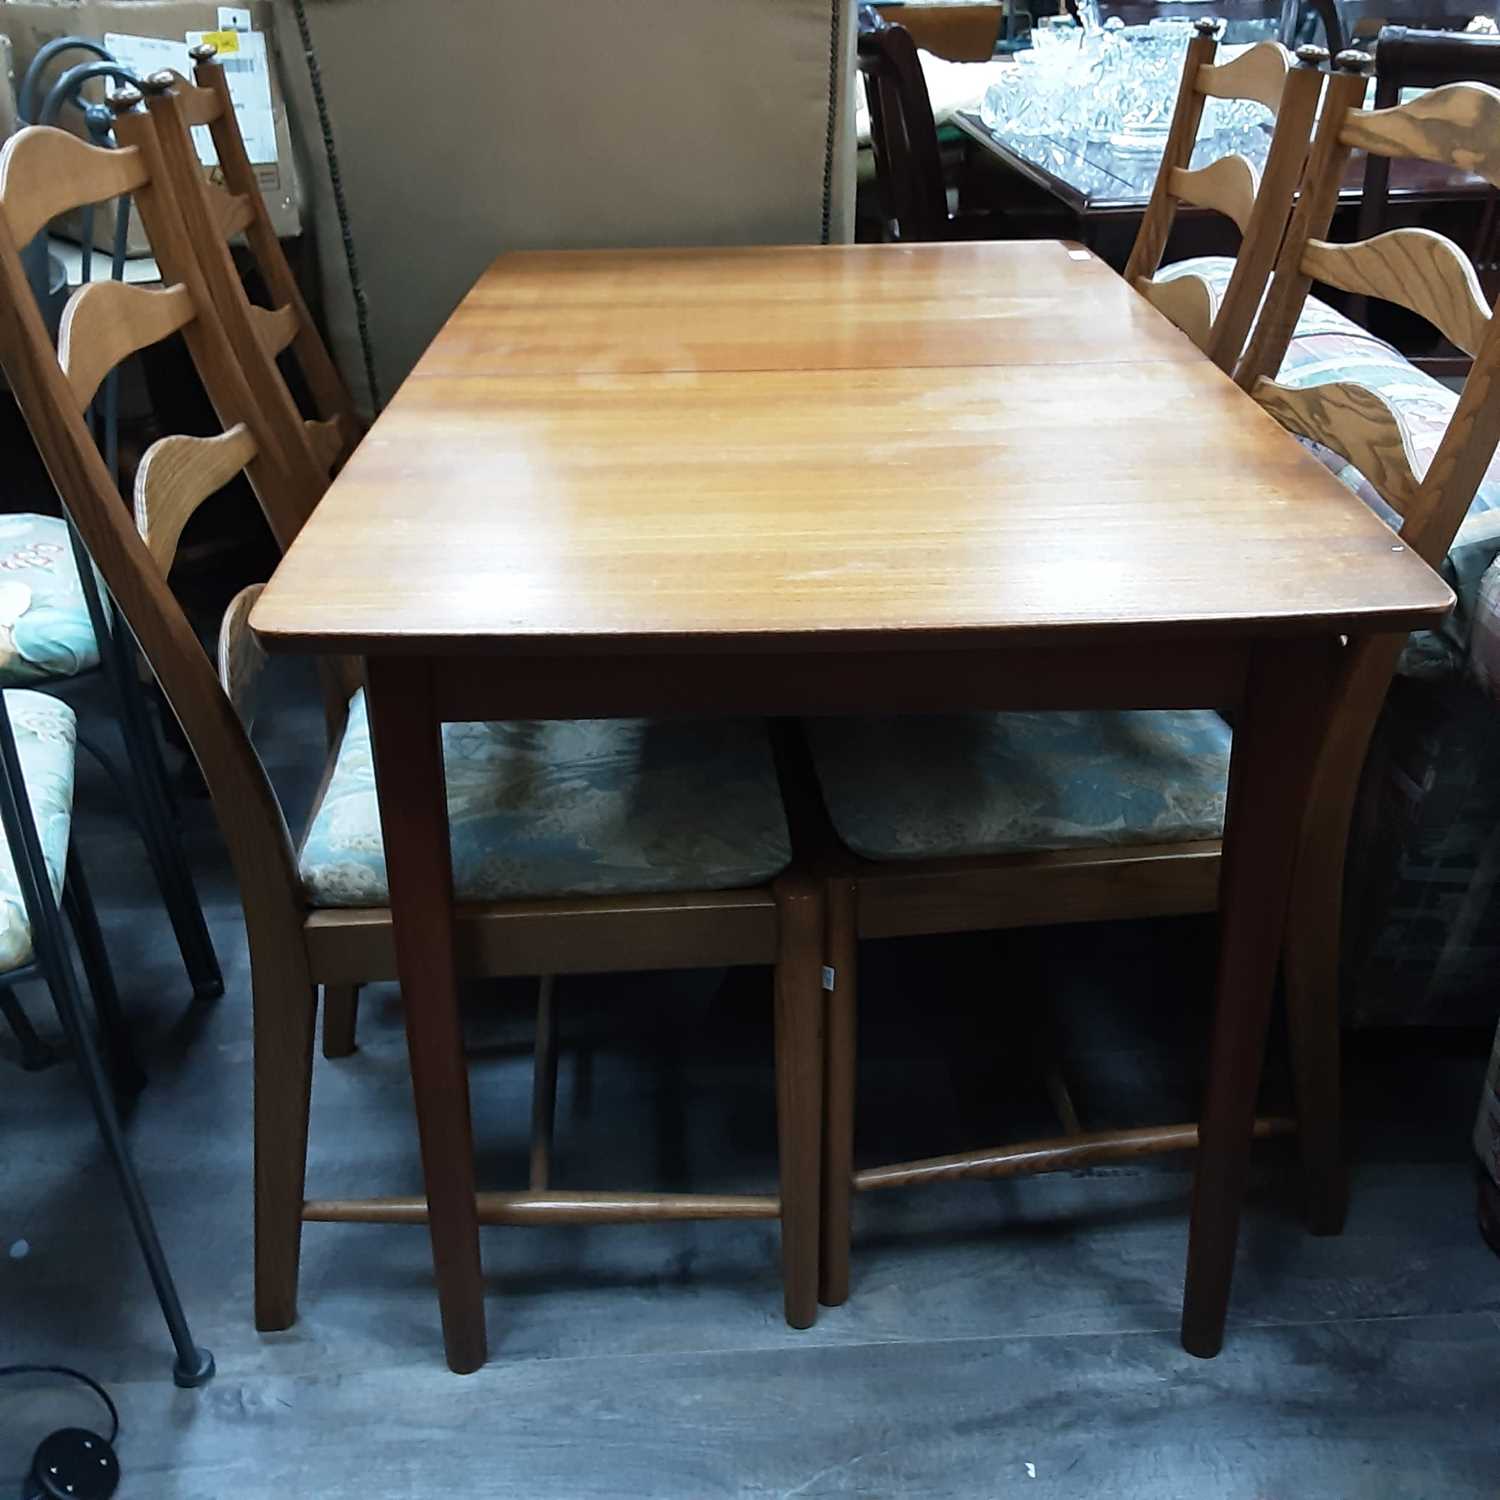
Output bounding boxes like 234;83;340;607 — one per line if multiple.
1352;25;1500;372
1235;58;1500;1211
157;48;362;472
857;18;951;243
0;128;219;1388
1123;23;1327;372
0;121;825;1375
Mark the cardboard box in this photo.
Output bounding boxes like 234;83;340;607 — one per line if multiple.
1;1;301;251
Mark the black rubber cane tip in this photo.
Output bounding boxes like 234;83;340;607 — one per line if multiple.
172;1347;216;1390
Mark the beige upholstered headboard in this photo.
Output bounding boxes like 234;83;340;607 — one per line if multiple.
277;0;857;408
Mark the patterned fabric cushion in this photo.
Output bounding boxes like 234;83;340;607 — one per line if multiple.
805;709;1231;861
299;691;792;907
0;514;101;688
0;690;76;973
1159;254;1500;685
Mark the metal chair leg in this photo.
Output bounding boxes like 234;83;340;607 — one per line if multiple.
0;984;58;1071
0;696;212;1387
67;519;222;1004
103;619;224;1003
62;843;145;1096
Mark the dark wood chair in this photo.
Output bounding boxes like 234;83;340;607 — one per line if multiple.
858;19;952;241
1352;25;1500;371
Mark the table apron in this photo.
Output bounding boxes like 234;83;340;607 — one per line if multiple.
417;638;1263;721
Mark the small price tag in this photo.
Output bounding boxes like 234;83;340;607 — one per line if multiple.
199;28;242;56
218;6;253;30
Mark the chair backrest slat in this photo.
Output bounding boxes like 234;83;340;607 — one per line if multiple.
134;425;260;572
0;130;147;246
218;583;268;731
1301;228;1493;357
1125;32;1325;373
57;282;195;412
1169;153;1260;234
208;186;256;240
1254;378;1426;513
1140;272;1216;348
248;301;300;359
1339;81;1500;190
1195;40;1290;112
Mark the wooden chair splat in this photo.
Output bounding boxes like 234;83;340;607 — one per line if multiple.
1302;230;1492;358
248;302;299;358
207;186;255;240
0;128;147;248
1339;81;1500;190
218;583;267;730
1126;35;1324;374
57;282;195;412
1253;377;1425;513
1169;154;1261;235
303;417;344;473
1142;273;1218;349
1196;40;1291;114
134;424;259;571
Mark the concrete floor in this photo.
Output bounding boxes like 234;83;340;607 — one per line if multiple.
1;669;1497;1498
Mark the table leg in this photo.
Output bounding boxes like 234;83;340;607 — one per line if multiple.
366;656;486;1374
1181;636;1341;1359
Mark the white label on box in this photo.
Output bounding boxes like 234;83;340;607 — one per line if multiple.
184;30;277;167
218;7;253;31
104;31;191;87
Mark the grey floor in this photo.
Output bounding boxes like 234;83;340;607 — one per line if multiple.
2;668;1497;1499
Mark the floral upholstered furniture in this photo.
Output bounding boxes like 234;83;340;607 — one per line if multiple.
0;513;100;686
299;693;793;907
0;689;76;970
805;709;1230;860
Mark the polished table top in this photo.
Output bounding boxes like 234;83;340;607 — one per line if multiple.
251;242;1451;659
952;110;1489;216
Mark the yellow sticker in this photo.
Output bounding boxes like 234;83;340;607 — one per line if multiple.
200;29;241;56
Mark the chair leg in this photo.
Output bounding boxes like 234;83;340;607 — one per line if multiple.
1283;826;1351;1238
819;877;858;1309
529;975;559;1191
773;876;824;1331
0;984;58;1071
0;699;212;1386
253;965;319;1334
322;983;360;1059
107;625;224;1003
62;843;145;1096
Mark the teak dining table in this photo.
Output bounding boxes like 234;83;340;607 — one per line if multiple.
250;240;1452;1374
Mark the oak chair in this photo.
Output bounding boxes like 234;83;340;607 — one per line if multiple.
106;72;368;1054
1123;24;1327;372
167;46;363;472
1235;59;1500;1205
0;120;825;1375
1351;25;1500;372
806;56;1500;1354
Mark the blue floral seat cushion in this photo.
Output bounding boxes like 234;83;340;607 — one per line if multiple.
298;691;792;908
0;690;76;972
805;709;1231;861
0;514;101;687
